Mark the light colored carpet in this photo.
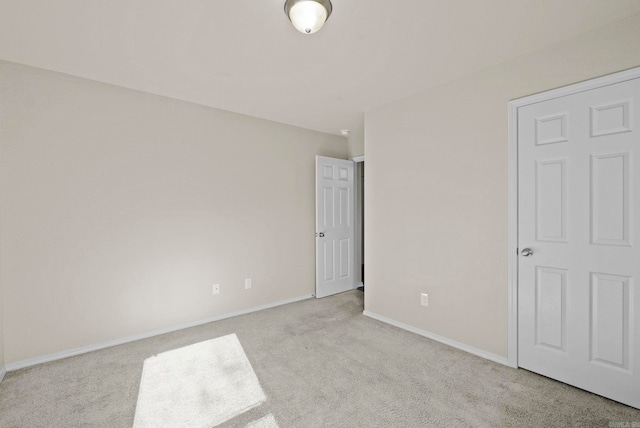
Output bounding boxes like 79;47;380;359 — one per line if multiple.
245;414;279;428
0;290;639;427
133;334;266;428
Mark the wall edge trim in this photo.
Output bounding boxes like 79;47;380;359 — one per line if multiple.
6;294;313;371
363;310;510;367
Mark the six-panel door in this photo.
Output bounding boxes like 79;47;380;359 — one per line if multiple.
518;78;640;408
316;156;355;298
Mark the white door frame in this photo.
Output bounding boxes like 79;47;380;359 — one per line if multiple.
507;66;640;368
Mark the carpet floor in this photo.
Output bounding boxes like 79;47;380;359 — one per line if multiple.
0;290;639;427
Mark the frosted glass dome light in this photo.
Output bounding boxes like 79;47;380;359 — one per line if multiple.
284;0;333;34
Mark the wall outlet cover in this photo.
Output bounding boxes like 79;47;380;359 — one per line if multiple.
420;293;428;307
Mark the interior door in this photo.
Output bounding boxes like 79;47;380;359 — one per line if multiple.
517;77;640;408
315;156;355;298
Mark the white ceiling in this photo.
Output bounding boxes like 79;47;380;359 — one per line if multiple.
1;1;640;135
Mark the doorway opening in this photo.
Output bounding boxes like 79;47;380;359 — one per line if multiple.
353;156;365;292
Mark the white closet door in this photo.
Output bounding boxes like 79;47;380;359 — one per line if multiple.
518;77;640;409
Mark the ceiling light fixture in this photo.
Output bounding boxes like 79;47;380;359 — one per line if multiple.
284;0;333;34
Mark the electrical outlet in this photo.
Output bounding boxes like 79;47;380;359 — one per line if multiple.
420;293;429;307
212;284;220;295
245;278;252;289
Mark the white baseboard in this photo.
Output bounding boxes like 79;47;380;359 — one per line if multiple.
363;310;510;367
6;294;313;372
0;365;6;383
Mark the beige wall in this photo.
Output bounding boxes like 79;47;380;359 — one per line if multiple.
0;61;346;364
364;14;640;357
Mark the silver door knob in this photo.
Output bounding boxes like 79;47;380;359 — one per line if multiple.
521;248;533;257
317;232;325;238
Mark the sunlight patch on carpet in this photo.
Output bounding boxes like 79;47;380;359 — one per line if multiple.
133;334;266;428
